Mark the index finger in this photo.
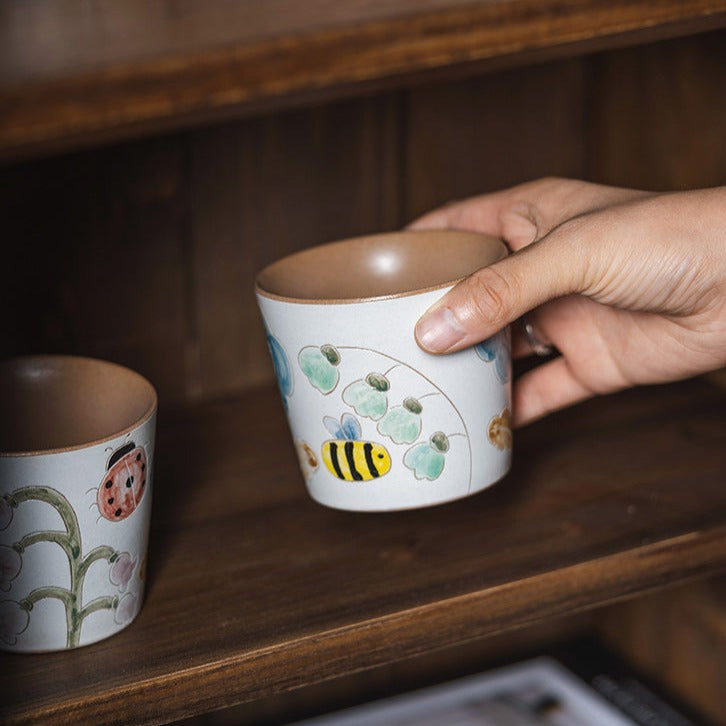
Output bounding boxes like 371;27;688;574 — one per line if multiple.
407;185;520;238
407;177;649;252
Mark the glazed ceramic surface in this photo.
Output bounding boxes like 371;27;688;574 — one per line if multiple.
256;230;512;512
0;356;157;652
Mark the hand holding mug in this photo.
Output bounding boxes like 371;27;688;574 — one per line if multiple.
412;178;726;426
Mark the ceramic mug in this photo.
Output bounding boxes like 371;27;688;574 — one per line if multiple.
0;355;157;652
256;230;512;512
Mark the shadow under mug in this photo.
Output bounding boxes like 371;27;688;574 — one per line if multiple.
256;229;512;512
0;355;157;652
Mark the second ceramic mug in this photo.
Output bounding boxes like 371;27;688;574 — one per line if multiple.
256;230;511;512
0;355;156;652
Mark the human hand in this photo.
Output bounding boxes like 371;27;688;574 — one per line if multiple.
411;177;726;426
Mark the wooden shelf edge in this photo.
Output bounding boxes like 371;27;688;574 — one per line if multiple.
2;1;726;161
9;525;726;725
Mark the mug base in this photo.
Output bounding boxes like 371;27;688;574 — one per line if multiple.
305;468;510;513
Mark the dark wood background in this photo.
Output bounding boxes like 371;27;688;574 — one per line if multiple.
3;30;726;407
2;16;726;724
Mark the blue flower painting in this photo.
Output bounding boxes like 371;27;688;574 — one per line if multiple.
474;331;510;384
267;332;293;402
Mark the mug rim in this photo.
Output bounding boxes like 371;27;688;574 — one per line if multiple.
255;229;507;305
0;354;158;458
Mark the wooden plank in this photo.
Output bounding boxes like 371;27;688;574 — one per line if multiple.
3;378;725;724
2;1;726;159
178;613;594;724
0;0;480;83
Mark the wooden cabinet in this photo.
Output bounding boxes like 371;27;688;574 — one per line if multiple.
2;3;726;723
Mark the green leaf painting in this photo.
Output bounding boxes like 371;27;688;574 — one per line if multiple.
299;344;341;394
377;396;423;444
342;372;390;420
404;432;450;480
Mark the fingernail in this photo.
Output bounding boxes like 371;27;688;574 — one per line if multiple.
415;306;466;352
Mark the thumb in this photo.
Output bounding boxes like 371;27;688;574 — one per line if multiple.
415;223;585;353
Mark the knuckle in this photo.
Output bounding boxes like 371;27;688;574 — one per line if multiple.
537;175;566;187
551;214;598;292
462;266;517;327
500;200;543;245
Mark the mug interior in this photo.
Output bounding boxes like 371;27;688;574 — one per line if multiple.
256;229;506;302
0;356;157;454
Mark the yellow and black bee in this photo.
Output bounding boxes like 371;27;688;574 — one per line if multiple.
322;413;391;481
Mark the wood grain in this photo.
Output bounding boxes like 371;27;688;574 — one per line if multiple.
2;0;726;159
0;94;402;403
4;31;726;406
0;136;191;402
3;10;726;723
403;58;585;221
3;378;725;724
177;614;594;724
187;95;402;399
597;577;726;724
586;29;726;189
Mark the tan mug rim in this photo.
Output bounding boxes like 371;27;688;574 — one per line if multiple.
255;229;507;304
0;355;157;457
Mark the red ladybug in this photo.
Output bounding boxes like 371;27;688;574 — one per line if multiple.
97;442;147;521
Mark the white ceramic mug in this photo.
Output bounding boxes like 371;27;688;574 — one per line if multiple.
256;230;511;512
0;355;157;652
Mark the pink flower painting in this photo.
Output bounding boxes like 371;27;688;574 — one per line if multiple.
114;592;140;625
0;545;22;592
0;497;12;530
109;551;137;592
0;600;30;646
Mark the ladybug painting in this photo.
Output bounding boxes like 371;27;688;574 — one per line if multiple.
96;441;147;521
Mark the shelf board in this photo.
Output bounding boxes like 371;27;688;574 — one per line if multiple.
3;377;726;725
2;0;726;160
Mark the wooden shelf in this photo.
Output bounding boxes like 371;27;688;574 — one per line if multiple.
2;0;726;160
3;377;726;725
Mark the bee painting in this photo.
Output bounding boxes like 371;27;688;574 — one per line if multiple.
321;413;391;482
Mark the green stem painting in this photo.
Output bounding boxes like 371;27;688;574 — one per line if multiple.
9;486;118;648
